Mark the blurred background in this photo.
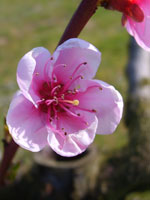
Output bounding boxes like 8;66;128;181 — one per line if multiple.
1;0;149;199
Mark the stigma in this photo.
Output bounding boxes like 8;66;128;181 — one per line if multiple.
61;99;79;106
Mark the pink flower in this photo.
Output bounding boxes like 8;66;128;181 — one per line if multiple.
102;0;150;51
6;38;123;157
123;0;150;51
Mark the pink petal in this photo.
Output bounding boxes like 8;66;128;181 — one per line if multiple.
47;116;98;157
125;0;150;51
6;91;49;152
17;47;51;104
52;38;101;84
56;109;96;134
74;79;123;135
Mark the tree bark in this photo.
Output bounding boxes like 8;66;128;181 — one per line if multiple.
96;38;150;200
126;37;150;163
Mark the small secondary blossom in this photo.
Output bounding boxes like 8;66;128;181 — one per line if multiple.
6;38;123;157
102;0;150;51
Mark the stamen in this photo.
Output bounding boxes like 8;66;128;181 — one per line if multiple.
62;75;83;93
60;62;86;94
71;62;87;78
59;103;79;117
36;98;45;105
67;90;72;94
43;58;52;84
47;107;65;139
51;64;67;80
45;99;55;106
59;103;88;125
75;106;96;113
61;94;65;99
51;85;61;96
53;104;59;131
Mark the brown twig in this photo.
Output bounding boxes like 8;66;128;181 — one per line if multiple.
58;0;100;46
0;139;18;186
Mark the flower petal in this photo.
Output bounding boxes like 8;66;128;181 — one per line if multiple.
74;79;123;135
47;116;98;157
125;0;150;51
17;47;51;103
52;38;101;84
6;91;49;152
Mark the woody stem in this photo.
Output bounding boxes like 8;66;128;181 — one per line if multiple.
58;0;100;46
0;139;18;186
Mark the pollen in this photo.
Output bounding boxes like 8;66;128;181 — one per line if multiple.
72;100;79;106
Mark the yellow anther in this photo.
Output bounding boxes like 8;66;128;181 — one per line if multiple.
73;100;79;106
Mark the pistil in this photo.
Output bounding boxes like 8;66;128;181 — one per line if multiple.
59;99;79;106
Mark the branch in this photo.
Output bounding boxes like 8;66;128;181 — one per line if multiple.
58;0;100;45
0;139;18;186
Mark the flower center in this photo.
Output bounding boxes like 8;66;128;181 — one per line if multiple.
35;61;90;138
35;61;101;138
37;82;80;114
